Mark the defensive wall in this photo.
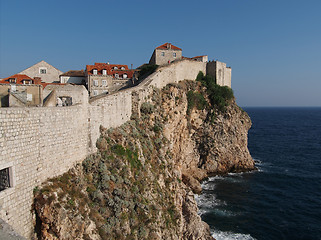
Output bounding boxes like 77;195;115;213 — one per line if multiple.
0;59;228;238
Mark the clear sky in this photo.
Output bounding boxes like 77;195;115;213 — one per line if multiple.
1;0;320;107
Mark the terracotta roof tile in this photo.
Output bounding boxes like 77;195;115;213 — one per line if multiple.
156;43;182;51
60;70;85;77
0;74;66;88
0;74;41;84
86;62;135;78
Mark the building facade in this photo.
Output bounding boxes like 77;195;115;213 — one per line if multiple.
149;43;182;65
0;74;43;107
59;70;86;85
19;60;63;83
85;62;135;97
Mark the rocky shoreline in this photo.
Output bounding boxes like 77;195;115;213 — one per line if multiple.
33;80;255;239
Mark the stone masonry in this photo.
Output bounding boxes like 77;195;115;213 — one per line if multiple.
0;59;231;238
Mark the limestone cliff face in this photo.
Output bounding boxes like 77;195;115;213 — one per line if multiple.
33;80;255;240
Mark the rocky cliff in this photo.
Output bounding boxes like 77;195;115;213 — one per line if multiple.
33;80;255;240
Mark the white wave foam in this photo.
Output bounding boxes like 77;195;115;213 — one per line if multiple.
212;208;238;217
207;175;225;181
212;230;256;240
201;182;216;190
195;193;225;208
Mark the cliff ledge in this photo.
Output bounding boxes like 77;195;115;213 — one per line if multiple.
33;80;255;240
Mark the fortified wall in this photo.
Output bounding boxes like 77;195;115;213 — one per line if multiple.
0;59;229;238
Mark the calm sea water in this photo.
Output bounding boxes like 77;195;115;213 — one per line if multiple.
196;107;321;240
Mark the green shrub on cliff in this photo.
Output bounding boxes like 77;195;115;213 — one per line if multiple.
196;71;234;112
140;102;154;115
187;90;207;114
138;64;159;79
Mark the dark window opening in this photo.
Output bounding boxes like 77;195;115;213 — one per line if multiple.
0;168;11;192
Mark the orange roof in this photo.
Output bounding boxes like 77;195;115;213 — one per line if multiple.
0;74;66;88
0;74;42;84
40;82;66;88
86;62;135;78
156;43;182;51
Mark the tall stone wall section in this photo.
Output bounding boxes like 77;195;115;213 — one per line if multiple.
0;106;89;238
206;60;232;87
88;90;133;153
0;59;212;238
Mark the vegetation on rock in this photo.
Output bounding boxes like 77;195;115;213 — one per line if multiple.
33;79;254;240
195;71;234;112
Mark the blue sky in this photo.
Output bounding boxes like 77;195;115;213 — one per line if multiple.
1;0;320;107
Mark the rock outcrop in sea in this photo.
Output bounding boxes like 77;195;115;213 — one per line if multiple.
33;80;255;239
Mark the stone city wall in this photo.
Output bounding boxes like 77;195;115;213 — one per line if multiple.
206;60;232;87
0;59;220;238
0;106;89;238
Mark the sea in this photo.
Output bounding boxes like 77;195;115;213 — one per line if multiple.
196;107;321;240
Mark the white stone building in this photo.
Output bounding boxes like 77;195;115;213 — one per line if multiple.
149;43;183;65
19;60;63;83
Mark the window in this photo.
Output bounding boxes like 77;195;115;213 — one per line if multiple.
161;52;165;56
39;68;47;74
0;167;13;192
93;90;98;96
23;79;32;84
9;78;16;83
27;94;33;102
93;69;98;75
114;73;119;78
102;69;107;75
173;52;177;57
123;74;127;79
93;80;99;86
102;80;107;86
114;67;118;70
121;67;125;70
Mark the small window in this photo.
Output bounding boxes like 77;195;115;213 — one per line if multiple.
102;80;107;86
9;78;16;83
93;69;98;75
114;73;119;78
93;90;98;96
93;80;99;86
123;74;127;79
0;167;13;192
102;69;107;75
39;68;47;74
121;67;125;70
23;79;32;84
161;52;165;56
114;67;118;70
27;94;33;101
173;52;177;57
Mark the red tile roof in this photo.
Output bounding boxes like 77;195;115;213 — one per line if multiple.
60;70;85;77
0;74;65;88
86;62;135;78
0;74;41;84
156;43;182;51
40;82;66;88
